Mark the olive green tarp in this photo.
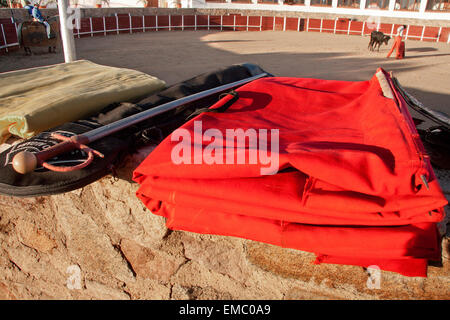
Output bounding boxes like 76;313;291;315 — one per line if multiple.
0;60;166;143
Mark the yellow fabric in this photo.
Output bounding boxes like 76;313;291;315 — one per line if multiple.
0;60;166;143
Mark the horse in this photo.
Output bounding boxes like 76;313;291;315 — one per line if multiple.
17;16;60;55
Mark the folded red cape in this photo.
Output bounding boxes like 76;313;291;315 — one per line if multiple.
133;69;447;277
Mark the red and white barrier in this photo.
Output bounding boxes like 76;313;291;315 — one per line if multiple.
1;14;449;53
0;18;19;53
305;17;447;43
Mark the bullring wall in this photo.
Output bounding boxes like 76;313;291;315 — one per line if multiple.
1;8;449;53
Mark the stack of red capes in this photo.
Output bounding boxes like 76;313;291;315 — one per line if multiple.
133;69;447;277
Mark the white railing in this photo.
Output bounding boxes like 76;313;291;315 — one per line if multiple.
1;12;449;52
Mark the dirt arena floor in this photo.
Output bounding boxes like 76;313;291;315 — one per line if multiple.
0;31;449;300
1;30;449;120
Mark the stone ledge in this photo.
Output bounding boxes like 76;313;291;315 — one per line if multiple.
0;148;448;300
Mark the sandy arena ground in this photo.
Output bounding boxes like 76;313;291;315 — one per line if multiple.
1;30;449;117
0;31;449;300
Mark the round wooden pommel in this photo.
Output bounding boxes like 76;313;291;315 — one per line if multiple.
12;151;37;174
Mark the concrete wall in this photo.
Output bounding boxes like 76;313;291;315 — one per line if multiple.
1;7;450;26
196;1;450;22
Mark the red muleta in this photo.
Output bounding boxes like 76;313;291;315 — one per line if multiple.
133;68;447;277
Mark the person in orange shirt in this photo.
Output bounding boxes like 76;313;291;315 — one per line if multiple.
387;25;406;59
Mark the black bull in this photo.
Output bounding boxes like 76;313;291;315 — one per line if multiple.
368;31;391;51
18;16;60;55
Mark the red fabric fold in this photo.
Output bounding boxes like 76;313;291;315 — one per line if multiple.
133;70;447;277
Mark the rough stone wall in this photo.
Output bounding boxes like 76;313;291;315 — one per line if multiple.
0;148;448;300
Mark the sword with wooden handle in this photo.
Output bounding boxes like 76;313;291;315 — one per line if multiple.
12;72;268;174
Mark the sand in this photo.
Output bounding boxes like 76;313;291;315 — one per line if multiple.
1;30;449;117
